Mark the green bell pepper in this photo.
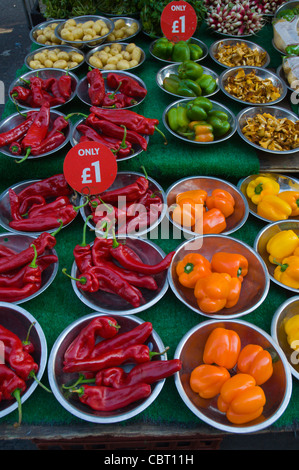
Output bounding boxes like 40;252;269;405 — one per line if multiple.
186;103;207;121
153;37;174;60
177;60;203;80
172;41;190;62
207;109;229;121
177;79;202;97
188;43;203;61
196;74;217;95
191;96;213;113
167;106;189;132
207;115;230;137
163;74;181;94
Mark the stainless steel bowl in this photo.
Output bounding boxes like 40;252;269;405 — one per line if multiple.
25;45;85;71
236;106;299;155
162;98;237;145
156;63;219;99
166;176;249;237
274;0;299;17
54;15;114;49
0;110;71;160
80;171;167;237
174;319;292;433
254;220;299;293
107;17;141;42
29;19;65;47
76;70;147;108
0;233;58;304
0;302;48;421
168;235;269;319
0;179;80;236
9;68;79;109
271;296;299;380
219;66;287;106
149;37;208;63
70;116;149;161
86;42;146;71
70;236;169;315
209;39;270;69
48;313;167;423
238;173;299;223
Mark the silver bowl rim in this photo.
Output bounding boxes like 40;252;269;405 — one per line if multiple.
107;16;142;42
273;0;299;18
271;38;287;56
54;15;114;48
25;44;86;71
70;235;169;315
29;19;65;46
79;170;168;237
253;219;299;293
236;105;299;154
156;63;220;99
209;38;271;69
174;318;293;433
168;234;270;319
276;64;299;93
162;97;237;145
47;312;167;423
219;65;288;106
85;41;146;71
165;175;249;237
149;37;208;64
0;301;48;419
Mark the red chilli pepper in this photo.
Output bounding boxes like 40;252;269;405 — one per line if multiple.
106;73;147;99
17;174;72;203
98;175;148;204
10;86;32;105
58;71;72;100
9;141;22;156
19;102;50;162
91;261;158;290
0;112;37;148
102;92;137;109
27;196;70;218
87;68;105;106
73;216;94;272
9;188;22;221
77;124;119;152
18;195;46;216
0;364;26;426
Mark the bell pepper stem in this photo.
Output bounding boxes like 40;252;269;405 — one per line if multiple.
28;370;52;393
62;268;88;285
184;262;195;274
16;147;31;164
12;388;22;427
272;258;289;272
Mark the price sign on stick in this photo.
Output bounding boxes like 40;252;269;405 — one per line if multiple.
63;142;118;196
161;0;197;42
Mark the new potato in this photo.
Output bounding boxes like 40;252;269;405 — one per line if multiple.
29;48;84;70
106;19;139;42
59;18;111;44
33;22;62;45
89;43;142;70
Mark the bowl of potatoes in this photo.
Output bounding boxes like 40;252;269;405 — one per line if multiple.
25;45;85;71
54;16;114;49
105;17;141;43
30;19;65;47
86;42;145;71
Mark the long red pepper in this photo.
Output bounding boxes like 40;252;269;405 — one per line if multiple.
87;68;105;106
89;261;158;290
0;111;37;147
10;86;32;105
58;72;72;100
27;196;70;218
106;73;147;99
19;102;50;162
0;364;26;426
73;215;94;273
18;195;46;216
17;174;72;203
97;175;149;204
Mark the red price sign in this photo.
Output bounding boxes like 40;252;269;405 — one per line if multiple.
161;1;197;42
63;141;118;196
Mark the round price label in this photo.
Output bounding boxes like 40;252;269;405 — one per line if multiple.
63;141;118;196
160;0;197;42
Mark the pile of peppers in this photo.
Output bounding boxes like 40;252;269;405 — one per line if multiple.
246;175;299;221
171;187;236;234
189;327;275;424
87;68;147;108
7;174;82;233
0;104;69;163
89;173;163;235
63;217;175;308
152;37;203;62
10;71;73;108
163;61;217;97
166;97;231;142
176;250;249;313
61;316;182;412
266;229;299;289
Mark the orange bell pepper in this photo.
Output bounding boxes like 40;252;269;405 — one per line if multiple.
278;191;299;217
172;197;203;229
176;189;207;206
203;327;241;369
176;253;211;288
190;364;230;399
194;272;242;314
237;344;273;385
210;251;249;282
217;373;266;424
202;208;227;234
206;189;235;218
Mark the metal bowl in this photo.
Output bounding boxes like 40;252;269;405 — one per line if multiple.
236;106;299;154
156;63;219;99
86;42;146;71
106;17;141;42
0;179;80;236
70;237;169;316
0;233;58;304
149;37;208;64
209;39;270;69
274;0;299;18
219;66;287;106
70;116;149;161
0;110;71;160
168;235;269;319
238;173;299;223
0;302;48;421
174;319;292;433
271;296;299;380
162;98;237;145
25;45;85;71
9;68;79;109
48;313;167;423
166;176;249;238
29;19;65;47
77;70;147;108
254;220;299;293
80;171;167;237
54;15;114;49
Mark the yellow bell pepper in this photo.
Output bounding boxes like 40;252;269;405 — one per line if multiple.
278;191;299;217
273;255;299;288
266;230;299;264
284;314;299;350
257;194;292;221
246;176;280;205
